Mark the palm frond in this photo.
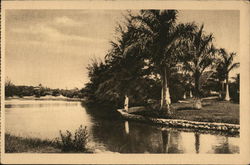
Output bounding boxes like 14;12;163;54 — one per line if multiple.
194;24;204;49
228;62;240;72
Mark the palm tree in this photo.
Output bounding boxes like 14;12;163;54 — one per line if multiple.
132;10;195;115
218;48;239;101
180;24;217;109
176;63;194;99
96;15;149;109
214;62;226;99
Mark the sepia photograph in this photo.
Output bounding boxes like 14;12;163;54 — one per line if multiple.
1;0;249;164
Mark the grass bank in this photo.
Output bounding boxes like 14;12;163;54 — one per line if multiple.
134;99;239;124
172;99;239;124
5;125;92;153
5;133;60;153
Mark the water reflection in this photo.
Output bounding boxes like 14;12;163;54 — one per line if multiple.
124;121;129;134
86;103;239;154
195;132;200;153
211;136;239;154
161;130;169;153
5;100;239;154
213;136;230;153
5;100;78;108
5;100;93;139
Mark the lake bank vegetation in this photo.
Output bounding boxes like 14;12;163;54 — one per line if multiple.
5;125;92;153
82;10;239;122
5;133;60;153
5;81;84;99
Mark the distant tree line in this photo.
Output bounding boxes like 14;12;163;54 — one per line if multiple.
82;10;239;114
5;80;84;98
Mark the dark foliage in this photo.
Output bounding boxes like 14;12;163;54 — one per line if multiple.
229;74;240;103
82;10;239;112
56;125;89;152
5;81;83;99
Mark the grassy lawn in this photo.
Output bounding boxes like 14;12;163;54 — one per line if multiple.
171;99;239;124
134;98;239;124
5;133;61;153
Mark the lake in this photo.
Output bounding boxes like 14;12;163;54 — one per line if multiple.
5;99;239;153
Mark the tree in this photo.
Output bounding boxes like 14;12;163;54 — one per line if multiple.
180;24;217;109
98;15;150;108
217;48;239;101
84;14;150;109
229;73;240;103
5;78;15;97
132;10;196;115
213;62;226;99
84;58;113;105
52;89;60;96
175;64;194;99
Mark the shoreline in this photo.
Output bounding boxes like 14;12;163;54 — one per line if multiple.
5;97;84;102
117;109;240;134
5;133;94;153
5;133;61;153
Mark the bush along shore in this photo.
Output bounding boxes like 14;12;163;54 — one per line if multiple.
117;109;239;135
5;125;93;153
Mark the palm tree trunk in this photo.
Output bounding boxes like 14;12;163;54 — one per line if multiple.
124;95;129;111
219;81;223;99
194;72;202;109
183;92;186;99
190;89;193;98
161;88;164;108
160;67;171;115
194;74;200;97
224;75;230;101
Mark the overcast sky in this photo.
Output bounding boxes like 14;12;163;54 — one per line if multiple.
5;10;239;89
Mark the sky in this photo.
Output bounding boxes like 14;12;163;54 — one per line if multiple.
5;10;239;89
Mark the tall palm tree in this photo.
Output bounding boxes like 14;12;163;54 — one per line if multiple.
96;15;148;109
132;10;195;115
218;48;239;101
180;24;217;109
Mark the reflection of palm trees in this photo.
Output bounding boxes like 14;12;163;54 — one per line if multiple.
214;136;230;153
84;105;165;153
224;137;230;153
161;130;169;153
194;132;200;154
124;121;129;134
161;130;185;153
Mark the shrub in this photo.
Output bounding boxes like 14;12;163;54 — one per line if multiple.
57;125;89;152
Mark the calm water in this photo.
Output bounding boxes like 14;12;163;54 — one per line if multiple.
5;99;239;153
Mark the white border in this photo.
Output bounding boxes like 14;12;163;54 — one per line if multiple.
1;1;249;164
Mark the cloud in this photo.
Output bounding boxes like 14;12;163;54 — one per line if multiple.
54;16;82;26
5;10;124;88
10;22;108;45
7;10;124;45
